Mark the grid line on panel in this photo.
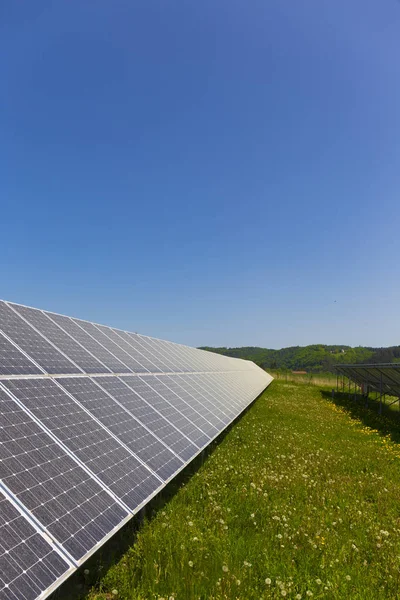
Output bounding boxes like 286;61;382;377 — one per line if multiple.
0;489;73;600
119;376;200;461
91;324;152;373
0;302;80;375
86;377;184;480
74;319;147;373
73;320;147;374
95;325;159;373
123;332;172;372
174;374;231;424
153;375;220;438
166;374;228;428
154;339;198;372
136;375;210;448
44;312;132;374
11;304;112;375
189;373;241;417
136;336;181;373
6;303;85;376
0;331;43;376
56;376;182;483
110;330;164;373
1;378;161;514
0;384;129;562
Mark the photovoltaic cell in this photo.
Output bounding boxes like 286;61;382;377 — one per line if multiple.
119;377;199;461
0;491;71;600
58;377;183;481
117;332;166;372
0;303;79;375
136;336;180;372
175;374;230;425
152;376;218;439
164;374;226;429
11;305;110;374
0;386;128;561
127;376;209;448
0;332;41;376
97;326;157;372
2;378;160;512
73;320;146;373
45;313;131;373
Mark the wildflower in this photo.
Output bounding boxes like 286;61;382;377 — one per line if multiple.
281;591;287;597
265;578;272;585
188;521;193;527
222;565;229;572
188;561;193;568
112;591;118;597
306;592;313;597
345;575;351;581
83;569;90;575
296;595;302;600
316;579;322;585
250;513;255;518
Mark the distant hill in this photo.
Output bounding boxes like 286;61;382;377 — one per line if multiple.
199;345;400;373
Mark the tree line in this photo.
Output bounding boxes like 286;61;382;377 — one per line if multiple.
199;344;400;373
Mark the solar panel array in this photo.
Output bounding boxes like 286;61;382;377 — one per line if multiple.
0;300;272;600
335;363;400;398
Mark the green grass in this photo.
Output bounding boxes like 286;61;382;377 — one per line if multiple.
69;380;400;600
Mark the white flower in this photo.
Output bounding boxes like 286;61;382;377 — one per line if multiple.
112;591;118;597
296;595;302;600
83;569;90;575
316;579;322;585
306;592;313;597
222;565;229;572
265;578;272;585
345;575;351;581
188;561;193;568
281;591;287;597
188;521;193;527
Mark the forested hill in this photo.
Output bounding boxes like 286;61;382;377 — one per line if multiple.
199;345;400;373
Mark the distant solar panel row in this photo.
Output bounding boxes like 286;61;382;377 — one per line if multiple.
0;300;272;599
335;363;400;398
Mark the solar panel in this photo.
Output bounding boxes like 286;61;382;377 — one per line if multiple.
0;303;79;375
93;376;197;462
72;320;147;373
0;299;273;600
336;364;400;398
0;386;129;562
96;326;157;372
118;332;168;372
44;312;132;373
119;376;200;460
1;378;160;512
0;490;72;600
0;332;42;376
58;377;183;481
11;304;110;374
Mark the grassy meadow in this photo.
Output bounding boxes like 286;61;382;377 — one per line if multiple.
63;379;400;600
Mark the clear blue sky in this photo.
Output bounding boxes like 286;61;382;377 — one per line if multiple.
1;0;399;349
